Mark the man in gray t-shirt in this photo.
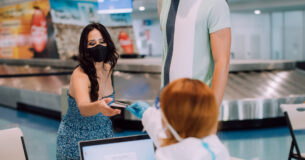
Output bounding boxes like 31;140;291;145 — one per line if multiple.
158;0;231;106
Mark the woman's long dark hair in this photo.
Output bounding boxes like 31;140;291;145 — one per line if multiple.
78;23;118;102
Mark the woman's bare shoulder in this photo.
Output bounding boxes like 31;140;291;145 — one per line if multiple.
69;66;90;96
71;66;90;83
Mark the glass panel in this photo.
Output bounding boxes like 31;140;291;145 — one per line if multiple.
284;11;303;60
271;12;284;60
231;13;270;59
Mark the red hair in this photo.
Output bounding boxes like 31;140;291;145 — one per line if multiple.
160;78;219;146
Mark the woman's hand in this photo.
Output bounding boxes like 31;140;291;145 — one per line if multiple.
98;98;121;116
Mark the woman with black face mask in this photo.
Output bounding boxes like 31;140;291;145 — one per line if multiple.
56;23;120;160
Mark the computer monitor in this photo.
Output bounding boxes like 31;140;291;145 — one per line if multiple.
79;134;155;160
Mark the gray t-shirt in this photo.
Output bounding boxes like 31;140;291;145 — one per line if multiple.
160;0;231;87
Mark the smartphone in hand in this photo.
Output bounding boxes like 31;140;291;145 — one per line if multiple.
110;100;131;109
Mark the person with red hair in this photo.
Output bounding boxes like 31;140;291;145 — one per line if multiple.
127;78;230;160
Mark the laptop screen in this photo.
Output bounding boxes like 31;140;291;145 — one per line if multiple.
80;135;155;160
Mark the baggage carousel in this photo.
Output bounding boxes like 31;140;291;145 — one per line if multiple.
0;58;305;127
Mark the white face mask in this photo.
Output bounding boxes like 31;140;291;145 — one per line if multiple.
160;110;183;142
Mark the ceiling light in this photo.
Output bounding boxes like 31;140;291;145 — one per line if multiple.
254;10;261;15
139;6;145;11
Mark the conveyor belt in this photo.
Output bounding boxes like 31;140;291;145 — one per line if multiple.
0;62;305;122
0;64;71;75
0;65;71;94
224;70;305;100
0;65;71;112
220;69;305;121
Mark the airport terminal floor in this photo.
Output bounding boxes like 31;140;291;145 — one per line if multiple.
1;105;305;160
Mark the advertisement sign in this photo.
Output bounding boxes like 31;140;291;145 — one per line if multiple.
0;0;59;59
49;0;132;27
49;0;137;58
98;0;133;14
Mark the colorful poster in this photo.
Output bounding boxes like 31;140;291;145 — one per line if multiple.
0;0;59;59
49;0;132;27
108;26;138;54
53;24;139;60
49;0;137;59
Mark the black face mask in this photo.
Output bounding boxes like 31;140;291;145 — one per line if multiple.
87;45;109;62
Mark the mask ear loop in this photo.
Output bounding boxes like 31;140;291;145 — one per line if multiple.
160;110;183;142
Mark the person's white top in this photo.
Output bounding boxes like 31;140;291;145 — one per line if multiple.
142;107;231;160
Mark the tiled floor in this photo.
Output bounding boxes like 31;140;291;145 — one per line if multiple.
0;106;304;160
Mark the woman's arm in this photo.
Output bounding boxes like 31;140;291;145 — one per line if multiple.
126;102;164;147
69;68;120;117
142;107;165;148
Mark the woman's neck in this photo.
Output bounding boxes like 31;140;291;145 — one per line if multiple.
94;62;110;75
94;62;104;71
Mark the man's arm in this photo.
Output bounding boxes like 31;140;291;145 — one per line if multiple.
158;0;162;19
210;28;231;106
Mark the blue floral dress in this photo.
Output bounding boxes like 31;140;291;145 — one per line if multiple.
56;92;114;159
